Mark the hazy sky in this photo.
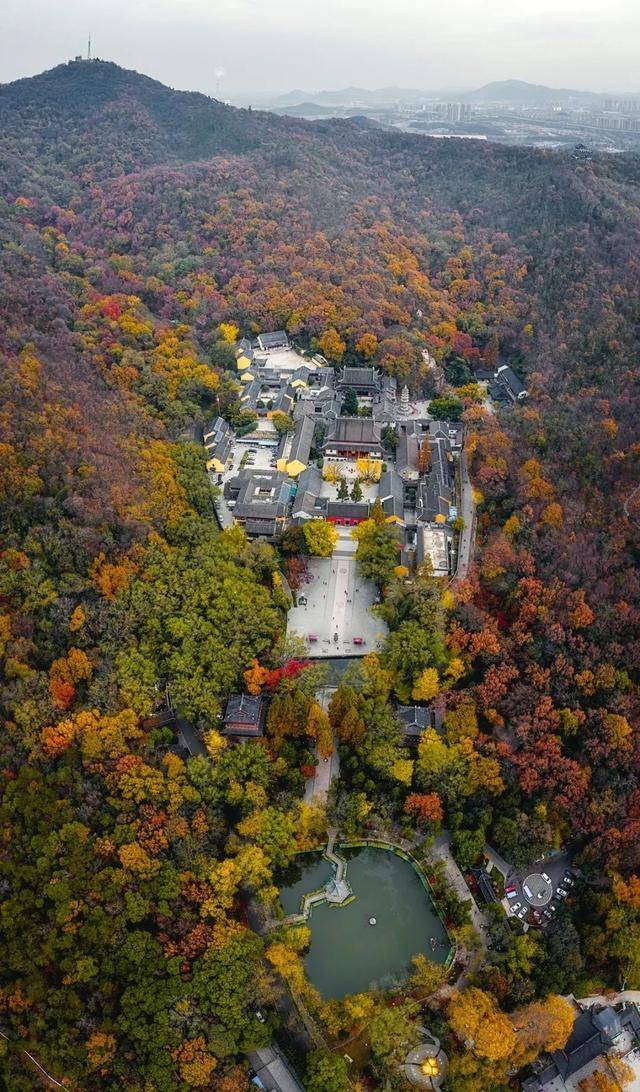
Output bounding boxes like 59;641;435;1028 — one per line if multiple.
3;0;639;98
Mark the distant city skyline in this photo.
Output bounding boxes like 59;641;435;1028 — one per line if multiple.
3;0;640;98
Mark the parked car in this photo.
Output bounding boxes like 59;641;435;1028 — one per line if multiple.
543;908;553;920
523;884;533;899
556;887;568;899
506;888;517;899
511;901;522;914
547;902;557;914
563;875;575;887
541;872;551;884
517;906;528;920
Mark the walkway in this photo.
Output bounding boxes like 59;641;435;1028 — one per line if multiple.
304;689;339;806
325;828;346;883
0;1030;70;1090
279;831;351;926
431;833;490;948
484;843;513;881
576;991;640;1008
454;450;476;581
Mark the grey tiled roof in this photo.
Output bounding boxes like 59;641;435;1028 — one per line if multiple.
324;417;382;446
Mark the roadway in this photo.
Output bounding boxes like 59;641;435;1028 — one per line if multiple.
454;449;476;580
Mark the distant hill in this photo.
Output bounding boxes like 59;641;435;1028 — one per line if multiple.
462;79;600;104
272;100;341;117
269;85;429;108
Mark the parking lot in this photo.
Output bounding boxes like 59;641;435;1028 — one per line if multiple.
502;851;574;927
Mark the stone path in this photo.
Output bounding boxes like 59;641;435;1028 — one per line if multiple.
431;832;490;948
483;843;513;881
304;689;339;806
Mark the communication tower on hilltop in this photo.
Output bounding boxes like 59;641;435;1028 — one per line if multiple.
87;33;92;61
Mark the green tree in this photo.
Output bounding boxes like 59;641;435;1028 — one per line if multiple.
451;828;485;869
305;1050;351;1092
369;1001;419;1065
342;387;359;415
337;477;350;501
384;619;446;702
352;517;399;586
427;394;464;421
351;478;363;503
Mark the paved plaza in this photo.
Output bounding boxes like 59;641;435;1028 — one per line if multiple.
287;557;387;656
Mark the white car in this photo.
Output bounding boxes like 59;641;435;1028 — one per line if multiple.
563;875;575;887
511;901;522;914
541;872;551;884
556;887;568;899
506;889;518;900
517;907;528;920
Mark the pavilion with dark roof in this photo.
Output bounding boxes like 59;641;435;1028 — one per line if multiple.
222;694;266;741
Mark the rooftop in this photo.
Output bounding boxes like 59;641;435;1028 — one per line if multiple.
337;365;381;389
223;694;265;735
324;417;382;445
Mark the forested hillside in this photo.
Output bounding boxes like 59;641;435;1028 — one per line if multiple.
1;59;640;1091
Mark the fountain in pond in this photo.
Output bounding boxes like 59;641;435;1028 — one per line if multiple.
369;917;377;926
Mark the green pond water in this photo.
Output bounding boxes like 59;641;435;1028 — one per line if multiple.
279;846;450;998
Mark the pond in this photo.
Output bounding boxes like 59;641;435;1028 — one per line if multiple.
278;845;450;998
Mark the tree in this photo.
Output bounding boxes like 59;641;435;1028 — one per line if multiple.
428;394;464;421
303;520;338;557
451;828;485;869
409;953;448;994
385;620;444;702
342;387;359;415
511;995;574;1056
272;411;295;434
244;659;270;694
418;438;432;474
404;792;443;826
307;701;333;758
352;517;399;586
219;322;239;343
355;455;382;482
317;327;346;363
351;479;363;503
483;336;499;368
369;1001;418;1065
444;703;478;743
412;666;440;702
578;1065;635;1092
305;1050;351;1092
355;332;378;360
447;988;516;1061
337;477;350;501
